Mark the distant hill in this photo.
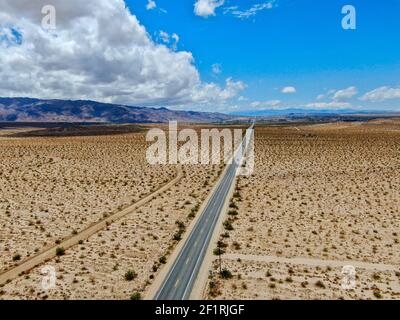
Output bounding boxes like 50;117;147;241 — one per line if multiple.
0;97;233;123
229;108;398;117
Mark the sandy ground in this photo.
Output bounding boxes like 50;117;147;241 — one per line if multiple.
207;258;400;300
206;119;400;300
0;134;176;273
0;128;223;299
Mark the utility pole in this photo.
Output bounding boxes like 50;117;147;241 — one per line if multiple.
217;240;223;275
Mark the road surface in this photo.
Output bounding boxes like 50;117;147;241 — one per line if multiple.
154;124;254;300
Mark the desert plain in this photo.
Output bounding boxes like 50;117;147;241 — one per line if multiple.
0;126;222;299
207;119;400;300
0;119;399;300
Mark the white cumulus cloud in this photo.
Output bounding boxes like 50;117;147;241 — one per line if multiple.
194;0;225;18
146;0;156;10
0;0;244;109
159;30;170;43
360;86;400;102
158;31;179;50
192;78;247;103
281;86;296;94
332;86;358;101
224;1;275;19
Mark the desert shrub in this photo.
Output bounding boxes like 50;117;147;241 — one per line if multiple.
228;210;238;216
232;242;241;250
213;248;225;256
159;256;167;264
12;254;21;261
56;247;65;256
173;221;186;241
188;211;196;219
220;268;233;279
229;202;238;209
175;220;185;230
372;273;380;280
173;232;182;241
208;280;219;297
218;241;227;248
124;270;137;281
131;292;141;300
223;220;234;231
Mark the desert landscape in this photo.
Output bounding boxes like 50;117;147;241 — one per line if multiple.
0;119;399;300
1;0;400;308
207;119;400;300
0;126;223;299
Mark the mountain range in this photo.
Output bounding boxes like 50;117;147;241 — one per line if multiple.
0;97;233;123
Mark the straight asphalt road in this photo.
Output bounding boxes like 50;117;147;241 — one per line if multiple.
154;124;254;300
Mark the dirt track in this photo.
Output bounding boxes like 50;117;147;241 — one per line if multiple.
0;167;183;286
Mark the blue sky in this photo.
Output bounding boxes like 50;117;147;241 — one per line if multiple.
127;0;400;111
1;0;399;112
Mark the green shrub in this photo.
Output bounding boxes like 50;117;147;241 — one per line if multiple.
12;254;21;261
213;248;225;256
124;270;137;281
130;292;141;300
188;212;196;219
56;247;65;256
229;202;238;209
223;220;234;231
228;210;238;216
220;269;233;279
173;232;182;241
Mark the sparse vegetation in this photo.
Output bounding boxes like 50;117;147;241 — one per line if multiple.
124;270;137;281
223;220;234;231
130;292;141;300
220;268;233;279
55;247;65;257
12;254;21;262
